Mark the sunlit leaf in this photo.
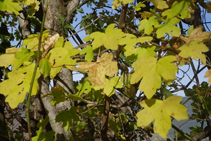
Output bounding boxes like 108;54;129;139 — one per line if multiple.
137;96;188;138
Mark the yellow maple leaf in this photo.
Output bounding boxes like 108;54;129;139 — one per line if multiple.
0;0;22;15
180;26;211;44
147;0;168;9
204;69;211;84
22;30;49;51
179;41;209;65
0;47;19;67
131;56;177;99
137;95;188;138
73;53;118;86
48;40;79;78
0;63;40;109
83;24;125;50
103;76;123;97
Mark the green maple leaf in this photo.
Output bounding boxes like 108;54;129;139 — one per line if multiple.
48;41;79;78
179;41;209;65
13;47;34;70
138;17;159;35
49;91;66;106
0;0;22;15
156;17;181;38
137;95;188;138
131;56;177;99
0;63;40;109
80;45;94;62
55;107;79;131
83;23;125;50
162;0;190;19
76;79;92;96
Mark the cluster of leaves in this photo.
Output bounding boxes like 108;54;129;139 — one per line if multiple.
0;0;211;140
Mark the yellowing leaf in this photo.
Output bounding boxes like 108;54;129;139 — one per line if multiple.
162;0;190;19
104;76;122;97
39;58;51;78
139;17;159;35
136;46;156;59
156;17;181;38
80;45;94;62
73;53;118;86
157;56;178;80
137;96;188;138
179;41;209;64
48;41;79;78
0;0;22;15
180;26;211;44
147;0;168;9
22;30;49;51
131;56;177;99
12;47;34;70
112;0;133;9
84;24;125;50
204;69;211;84
119;34;153;56
0;47;19;67
0;63;40;108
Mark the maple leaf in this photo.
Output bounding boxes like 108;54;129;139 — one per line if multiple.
136;46;156;59
138;17;159;35
0;0;22;15
13;47;34;70
48;40;79;78
119;34;152;56
131;56;177;99
204;69;211;84
180;26;211;44
103;76;123;97
0;63;40;109
137;95;188;138
0;47;19;67
39;58;51;78
73;53;118;86
80;45;94;62
146;0;168;9
55;107;79;131
156;17;181;38
22;30;50;51
162;0;190;19
179;41;209;64
83;24;125;50
112;0;133;9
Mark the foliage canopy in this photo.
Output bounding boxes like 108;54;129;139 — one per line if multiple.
0;0;211;140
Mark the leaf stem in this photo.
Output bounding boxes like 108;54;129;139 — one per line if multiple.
26;2;48;140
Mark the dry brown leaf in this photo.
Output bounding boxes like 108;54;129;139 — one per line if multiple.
206;2;211;13
180;27;211;44
73;53;118;86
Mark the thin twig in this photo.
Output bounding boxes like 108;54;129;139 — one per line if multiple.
64;15;102;41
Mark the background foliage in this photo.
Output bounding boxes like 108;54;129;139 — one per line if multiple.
0;0;211;140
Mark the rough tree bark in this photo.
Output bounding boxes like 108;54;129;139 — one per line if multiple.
15;0;80;140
